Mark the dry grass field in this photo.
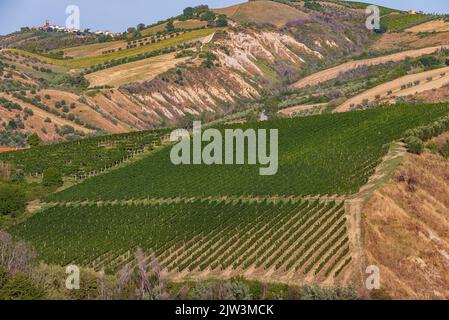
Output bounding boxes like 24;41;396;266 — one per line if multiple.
142;20;208;36
406;19;449;33
7;28;220;69
85;53;190;87
214;0;308;27
291;45;449;89
363;152;449;299
335;66;449;112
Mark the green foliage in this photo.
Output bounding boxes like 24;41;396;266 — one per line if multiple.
0;184;26;216
46;104;449;201
10;199;350;278
216;15;228;27
0;272;45;300
42;167;63;187
405;136;424;154
10;169;25;183
166;20;175;33
403;114;449;154
304;0;323;11
0;129;169;176
380;13;435;32
300;284;358;300
26;133;42;147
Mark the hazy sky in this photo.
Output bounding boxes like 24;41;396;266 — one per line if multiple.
0;0;448;35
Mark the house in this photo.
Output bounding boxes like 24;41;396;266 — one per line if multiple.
407;10;417;14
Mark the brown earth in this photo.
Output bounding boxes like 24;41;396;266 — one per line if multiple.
290;45;449;89
409;84;449;103
373;32;449;51
214;1;308;28
406;19;449;33
335;66;449;112
363;152;449;299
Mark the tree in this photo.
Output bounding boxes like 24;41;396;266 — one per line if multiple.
27;133;42;147
137;23;146;31
200;10;216;23
0;184;26;216
42;167;63;187
216;15;228;27
183;7;195;19
166;20;175;33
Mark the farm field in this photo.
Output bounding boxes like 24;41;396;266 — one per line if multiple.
0;129;170;177
406;19;449;33
336;66;449;112
45;104;449;202
381;13;435;32
290;45;449;89
213;0;307;27
85;52;189;88
142;20;208;36
10;199;352;281
6;28;220;69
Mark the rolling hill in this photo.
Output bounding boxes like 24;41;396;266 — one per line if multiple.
2;0;449;300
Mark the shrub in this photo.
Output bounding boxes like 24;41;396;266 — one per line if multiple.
0;184;26;216
42;168;63;187
405;136;424;154
0;272;44;300
27;133;42;147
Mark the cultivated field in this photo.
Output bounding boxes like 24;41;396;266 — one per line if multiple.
336;66;449;112
290;45;449;89
142;20;208;36
7;28;220;69
0;129;170;176
214;0;308;27
406;19;449;33
86;52;190;87
11;199;352;282
45;104;449;201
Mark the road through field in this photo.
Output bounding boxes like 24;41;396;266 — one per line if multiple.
335;66;449;112
290;45;449;89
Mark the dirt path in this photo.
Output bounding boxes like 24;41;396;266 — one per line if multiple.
290;45;449;89
335;66;449;112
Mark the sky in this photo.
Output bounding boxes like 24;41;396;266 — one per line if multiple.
0;0;448;35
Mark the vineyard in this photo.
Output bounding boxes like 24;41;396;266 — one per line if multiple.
45;104;449;201
0;129;170;177
10;199;351;280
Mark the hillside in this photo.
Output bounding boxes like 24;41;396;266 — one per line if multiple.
2;0;449;302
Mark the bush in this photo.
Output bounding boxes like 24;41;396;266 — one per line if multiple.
0;272;44;300
0;184;26;216
405;136;424;154
11;169;25;183
42;168;63;187
27;133;42;147
300;284;358;300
